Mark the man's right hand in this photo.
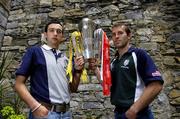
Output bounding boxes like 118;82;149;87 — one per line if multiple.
88;58;98;71
33;105;49;118
88;58;102;84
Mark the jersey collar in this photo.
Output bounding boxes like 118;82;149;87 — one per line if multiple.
42;44;61;54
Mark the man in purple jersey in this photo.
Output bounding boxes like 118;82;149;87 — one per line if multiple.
15;20;84;119
90;22;163;119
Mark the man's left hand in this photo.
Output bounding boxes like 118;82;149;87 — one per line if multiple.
125;107;137;119
74;56;84;71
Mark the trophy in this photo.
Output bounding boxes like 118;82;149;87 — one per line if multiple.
80;18;111;96
79;18;96;59
66;18;96;83
67;18;111;95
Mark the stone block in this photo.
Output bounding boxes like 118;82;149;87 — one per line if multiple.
6;21;18;29
139;42;158;51
169;89;180;99
82;102;103;109
0;13;7;28
168;33;180;44
137;28;154;35
48;8;65;18
152;35;166;43
3;36;12;46
39;0;52;6
52;0;65;6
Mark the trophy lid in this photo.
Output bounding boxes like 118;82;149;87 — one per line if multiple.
79;18;96;32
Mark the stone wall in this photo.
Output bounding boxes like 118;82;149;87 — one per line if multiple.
1;0;180;119
0;0;11;47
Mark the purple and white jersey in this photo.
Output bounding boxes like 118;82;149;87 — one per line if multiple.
16;44;70;104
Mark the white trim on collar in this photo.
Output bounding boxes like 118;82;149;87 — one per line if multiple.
41;44;61;54
42;44;52;50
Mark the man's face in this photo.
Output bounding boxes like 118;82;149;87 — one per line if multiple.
112;25;131;49
44;23;63;47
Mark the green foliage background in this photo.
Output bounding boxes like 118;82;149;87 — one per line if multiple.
0;52;26;119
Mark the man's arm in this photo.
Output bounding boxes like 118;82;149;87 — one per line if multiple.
69;70;81;92
126;81;163;119
94;67;102;85
15;75;40;110
15;76;48;117
88;58;102;84
69;56;84;92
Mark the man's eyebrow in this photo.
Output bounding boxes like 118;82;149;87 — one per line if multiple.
48;28;62;29
48;28;63;32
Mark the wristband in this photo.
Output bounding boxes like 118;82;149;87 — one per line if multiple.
31;103;41;113
74;69;82;73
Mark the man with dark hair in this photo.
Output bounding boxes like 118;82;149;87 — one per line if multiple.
15;21;84;119
90;23;164;119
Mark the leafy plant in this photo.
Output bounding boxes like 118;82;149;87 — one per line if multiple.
0;106;25;119
0;51;13;109
0;51;26;117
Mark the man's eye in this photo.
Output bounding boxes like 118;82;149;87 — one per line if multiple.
57;29;62;34
49;29;54;32
48;29;62;34
118;31;123;35
112;33;116;37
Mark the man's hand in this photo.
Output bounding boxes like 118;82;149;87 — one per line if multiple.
125;81;163;119
70;55;85;92
74;56;85;71
88;58;102;84
88;58;98;71
125;106;137;119
33;105;49;118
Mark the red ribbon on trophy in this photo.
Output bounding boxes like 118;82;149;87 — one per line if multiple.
94;28;112;96
101;31;112;96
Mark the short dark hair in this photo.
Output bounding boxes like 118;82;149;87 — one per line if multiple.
112;22;131;35
44;20;64;32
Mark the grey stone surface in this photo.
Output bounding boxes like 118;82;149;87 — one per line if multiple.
0;0;180;118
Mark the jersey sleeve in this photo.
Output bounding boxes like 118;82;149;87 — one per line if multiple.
136;49;164;86
15;47;34;77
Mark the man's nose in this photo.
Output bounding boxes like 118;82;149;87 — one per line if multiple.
115;33;119;38
53;30;58;35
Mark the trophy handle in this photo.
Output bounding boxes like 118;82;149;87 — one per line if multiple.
94;28;104;65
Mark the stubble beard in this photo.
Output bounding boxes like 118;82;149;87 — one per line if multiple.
115;40;129;50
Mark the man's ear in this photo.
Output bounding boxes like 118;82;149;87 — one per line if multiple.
128;32;131;40
43;32;47;37
41;32;47;43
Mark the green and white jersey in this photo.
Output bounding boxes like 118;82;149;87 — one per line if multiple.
110;47;163;108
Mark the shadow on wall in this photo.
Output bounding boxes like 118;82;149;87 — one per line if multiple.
167;33;180;45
